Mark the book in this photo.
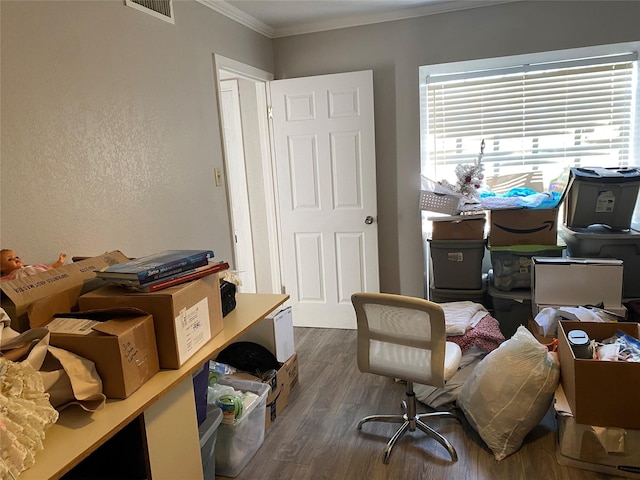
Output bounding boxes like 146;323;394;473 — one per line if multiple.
123;261;230;293
95;249;215;285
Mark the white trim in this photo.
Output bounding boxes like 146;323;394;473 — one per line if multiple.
197;0;274;37
214;55;283;294
198;0;517;39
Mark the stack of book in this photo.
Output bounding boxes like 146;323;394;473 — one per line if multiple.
95;249;229;293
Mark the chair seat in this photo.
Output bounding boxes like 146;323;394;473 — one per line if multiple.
368;340;462;385
444;341;463;382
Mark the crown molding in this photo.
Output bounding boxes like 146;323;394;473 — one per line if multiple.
197;0;275;37
198;0;517;39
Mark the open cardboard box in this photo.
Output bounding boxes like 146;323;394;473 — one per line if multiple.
558;320;640;429
78;274;223;369
555;384;640;478
0;251;129;332
532;257;626;319
47;308;160;399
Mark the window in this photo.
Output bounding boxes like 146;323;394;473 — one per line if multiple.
420;46;640;213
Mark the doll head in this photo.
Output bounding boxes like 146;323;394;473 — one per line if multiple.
0;249;24;276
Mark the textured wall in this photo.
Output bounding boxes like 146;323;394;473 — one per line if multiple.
273;0;640;297
0;0;273;264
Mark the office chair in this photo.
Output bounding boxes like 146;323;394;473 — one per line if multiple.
351;292;462;464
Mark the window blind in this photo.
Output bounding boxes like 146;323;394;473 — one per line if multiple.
422;53;638;185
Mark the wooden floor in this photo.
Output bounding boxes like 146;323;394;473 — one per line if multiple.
220;326;632;480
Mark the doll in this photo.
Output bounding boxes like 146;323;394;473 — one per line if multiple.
0;249;67;282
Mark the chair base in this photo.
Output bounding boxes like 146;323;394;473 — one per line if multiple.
357;384;459;464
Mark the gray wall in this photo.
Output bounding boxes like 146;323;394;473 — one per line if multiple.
2;0;640;299
273;0;640;298
1;0;272;264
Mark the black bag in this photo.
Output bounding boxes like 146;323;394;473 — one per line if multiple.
220;280;237;317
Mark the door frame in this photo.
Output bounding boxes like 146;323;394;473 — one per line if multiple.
213;54;282;294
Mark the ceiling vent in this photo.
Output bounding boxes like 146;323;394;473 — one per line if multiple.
125;0;174;24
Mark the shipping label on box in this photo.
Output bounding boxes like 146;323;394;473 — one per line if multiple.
176;296;211;365
48;311;159;399
489;207;559;246
78;274;223;369
0;251;129;332
532;257;626;318
557;321;640;429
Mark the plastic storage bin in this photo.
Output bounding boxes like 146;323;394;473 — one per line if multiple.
428;239;486;290
488;279;532;339
214;378;270;478
488;244;565;291
564;166;640;230
559;224;640;298
200;405;223;479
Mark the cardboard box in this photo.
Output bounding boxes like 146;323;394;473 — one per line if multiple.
79;274;223;369
228;352;299;430
532;257;626;318
265;352;298;429
489;207;559;246
0;251;129;332
527;318;556;345
557;321;640;429
555;385;640;478
237;306;295;363
47;311;159;399
429;214;486;240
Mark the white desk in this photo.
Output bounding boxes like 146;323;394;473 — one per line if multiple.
20;293;289;480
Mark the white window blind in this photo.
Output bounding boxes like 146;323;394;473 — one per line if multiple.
422;53;638;188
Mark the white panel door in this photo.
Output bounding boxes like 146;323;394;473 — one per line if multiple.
270;70;379;329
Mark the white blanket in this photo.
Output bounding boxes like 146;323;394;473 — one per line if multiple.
440;301;489;336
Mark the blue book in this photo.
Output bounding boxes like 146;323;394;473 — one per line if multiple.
95;249;214;284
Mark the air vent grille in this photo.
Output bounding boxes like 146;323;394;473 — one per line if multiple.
126;0;174;24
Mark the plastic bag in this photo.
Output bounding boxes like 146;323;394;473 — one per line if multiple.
457;326;560;461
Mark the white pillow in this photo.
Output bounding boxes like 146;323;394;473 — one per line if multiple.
457;326;559;461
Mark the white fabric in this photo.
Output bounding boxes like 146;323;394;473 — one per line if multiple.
440;301;489;336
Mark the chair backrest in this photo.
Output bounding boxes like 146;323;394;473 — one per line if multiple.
351;292;447;388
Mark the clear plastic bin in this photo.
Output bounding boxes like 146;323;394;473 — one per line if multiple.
489;244;565;291
214;378;270;478
200;405;223;479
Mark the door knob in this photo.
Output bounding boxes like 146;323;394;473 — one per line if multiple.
364;216;374;225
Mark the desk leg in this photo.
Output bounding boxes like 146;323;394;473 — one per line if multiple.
143;377;203;480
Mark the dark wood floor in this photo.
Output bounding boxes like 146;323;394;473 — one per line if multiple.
220;327;627;480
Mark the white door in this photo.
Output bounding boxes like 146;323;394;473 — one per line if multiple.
219;79;257;293
270;70;379;329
